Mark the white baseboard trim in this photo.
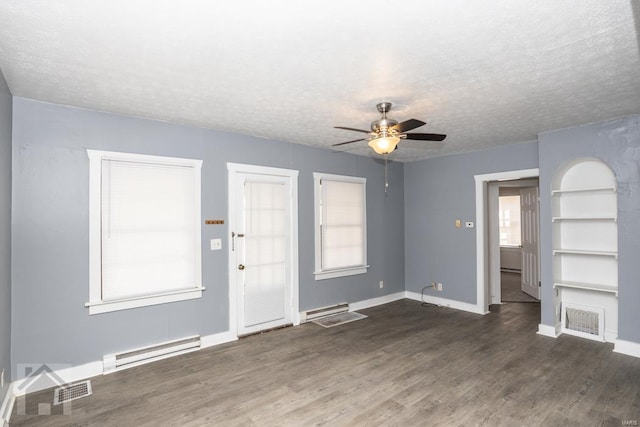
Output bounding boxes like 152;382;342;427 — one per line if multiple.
350;292;406;312
614;339;640;359
537;323;560;338
6;329;239;418
201;331;238;349
1;383;15;426
405;291;488;315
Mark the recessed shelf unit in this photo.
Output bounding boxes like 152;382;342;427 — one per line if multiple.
552;158;618;342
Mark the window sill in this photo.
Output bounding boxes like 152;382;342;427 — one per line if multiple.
314;266;369;281
85;287;205;315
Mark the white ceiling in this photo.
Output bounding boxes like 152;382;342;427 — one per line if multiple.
0;1;639;161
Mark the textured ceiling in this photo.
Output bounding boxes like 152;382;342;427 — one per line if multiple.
0;1;639;161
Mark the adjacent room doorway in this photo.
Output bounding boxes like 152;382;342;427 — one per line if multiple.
227;163;300;336
488;180;540;303
474;168;540;313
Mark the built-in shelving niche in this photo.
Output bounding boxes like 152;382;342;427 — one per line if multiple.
552;159;618;342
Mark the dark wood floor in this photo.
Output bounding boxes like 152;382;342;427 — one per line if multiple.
501;271;539;303
11;299;640;426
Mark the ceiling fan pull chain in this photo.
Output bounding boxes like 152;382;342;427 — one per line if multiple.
384;155;389;193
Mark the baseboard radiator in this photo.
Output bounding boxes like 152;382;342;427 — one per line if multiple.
302;303;349;323
103;335;201;373
561;304;605;342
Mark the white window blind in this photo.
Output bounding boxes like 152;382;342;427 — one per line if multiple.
321;179;365;269
313;173;367;280
87;150;203;314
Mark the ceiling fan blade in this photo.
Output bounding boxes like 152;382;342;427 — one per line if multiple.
404;133;447;141
332;138;366;147
391;119;426;133
334;126;371;134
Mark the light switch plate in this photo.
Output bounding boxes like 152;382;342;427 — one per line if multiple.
210;239;222;250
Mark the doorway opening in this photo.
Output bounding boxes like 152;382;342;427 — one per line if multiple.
474;168;540;316
490;178;540;304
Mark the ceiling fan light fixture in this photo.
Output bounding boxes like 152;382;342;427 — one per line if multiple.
368;134;400;155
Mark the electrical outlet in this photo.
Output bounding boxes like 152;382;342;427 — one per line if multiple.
437;282;443;291
379;280;384;289
210;238;222;250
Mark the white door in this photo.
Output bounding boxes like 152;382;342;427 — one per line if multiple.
520;187;540;299
228;164;299;336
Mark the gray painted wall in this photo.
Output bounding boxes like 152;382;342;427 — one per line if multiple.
0;71;12;403
11;98;405;375
404;142;539;304
538;115;640;343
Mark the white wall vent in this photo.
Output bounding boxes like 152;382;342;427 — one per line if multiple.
302;303;349;323
103;335;201;373
561;303;605;342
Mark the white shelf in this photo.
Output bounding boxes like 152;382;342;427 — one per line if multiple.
554;281;618;296
553;249;617;258
552;216;617;222
552;186;616;195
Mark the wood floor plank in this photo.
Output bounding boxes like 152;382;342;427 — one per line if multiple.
10;299;640;426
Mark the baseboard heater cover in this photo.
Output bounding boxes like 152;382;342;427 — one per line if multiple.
103;335;201;373
302;303;349;322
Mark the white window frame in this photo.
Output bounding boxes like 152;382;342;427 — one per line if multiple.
313;172;368;280
86;150;204;315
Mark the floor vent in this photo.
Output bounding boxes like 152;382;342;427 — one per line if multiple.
302;303;349;322
104;335;201;373
53;380;92;405
561;303;605;342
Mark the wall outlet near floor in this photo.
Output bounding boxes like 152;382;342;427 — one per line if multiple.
379;280;384;289
437;283;443;291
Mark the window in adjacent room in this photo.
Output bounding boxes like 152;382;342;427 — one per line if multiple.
313;173;368;280
87;150;203;314
498;195;521;246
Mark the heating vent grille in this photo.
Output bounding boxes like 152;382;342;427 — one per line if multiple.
303;303;349;322
53;380;92;405
566;307;599;335
561;303;604;342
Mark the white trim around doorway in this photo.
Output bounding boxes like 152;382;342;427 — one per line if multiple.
227;163;300;337
474;168;539;314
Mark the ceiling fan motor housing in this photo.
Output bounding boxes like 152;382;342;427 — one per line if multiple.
371;118;398;133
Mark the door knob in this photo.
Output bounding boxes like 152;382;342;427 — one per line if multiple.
238;264;245;270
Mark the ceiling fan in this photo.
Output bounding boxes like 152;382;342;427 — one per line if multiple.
333;102;446;155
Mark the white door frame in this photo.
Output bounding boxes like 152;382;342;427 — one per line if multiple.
474;168;539;313
227;162;300;337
